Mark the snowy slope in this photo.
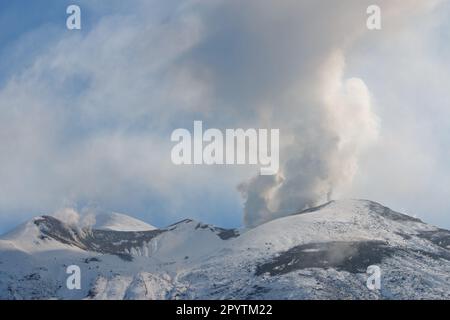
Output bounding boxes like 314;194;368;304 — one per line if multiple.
93;212;156;232
1;199;450;300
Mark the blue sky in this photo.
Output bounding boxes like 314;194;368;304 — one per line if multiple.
0;0;449;234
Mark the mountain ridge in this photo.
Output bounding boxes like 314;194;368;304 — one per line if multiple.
1;199;450;299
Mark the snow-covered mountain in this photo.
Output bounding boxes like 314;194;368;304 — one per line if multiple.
92;212;156;232
1;199;450;299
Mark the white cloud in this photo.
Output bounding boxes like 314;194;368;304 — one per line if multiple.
0;0;448;231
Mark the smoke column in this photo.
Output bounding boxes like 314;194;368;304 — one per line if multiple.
195;0;436;227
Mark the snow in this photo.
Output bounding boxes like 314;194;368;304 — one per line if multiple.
0;217;81;254
148;220;226;261
92;212;156;232
1;199;450;300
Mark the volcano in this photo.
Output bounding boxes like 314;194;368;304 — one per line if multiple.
1;199;450;299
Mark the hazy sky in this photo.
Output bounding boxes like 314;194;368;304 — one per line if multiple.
0;0;449;233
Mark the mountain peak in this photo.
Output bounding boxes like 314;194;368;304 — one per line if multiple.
1;199;450;299
92;212;156;232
